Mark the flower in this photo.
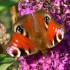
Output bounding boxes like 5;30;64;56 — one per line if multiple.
42;62;50;70
30;61;38;67
18;50;70;70
38;56;45;64
45;57;52;64
56;63;64;70
0;23;11;45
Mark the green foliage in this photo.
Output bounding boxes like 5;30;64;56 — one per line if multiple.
0;10;13;34
6;60;20;70
0;0;18;13
0;63;12;70
0;54;20;70
0;54;14;64
0;54;14;70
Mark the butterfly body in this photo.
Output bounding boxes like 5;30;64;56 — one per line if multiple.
6;9;64;56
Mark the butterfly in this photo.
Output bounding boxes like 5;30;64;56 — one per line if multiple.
6;9;64;57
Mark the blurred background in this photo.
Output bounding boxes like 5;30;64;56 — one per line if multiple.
0;0;18;54
0;0;18;34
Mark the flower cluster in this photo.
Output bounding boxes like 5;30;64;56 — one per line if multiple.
18;51;70;70
18;0;70;19
18;0;43;16
0;23;11;45
50;0;70;24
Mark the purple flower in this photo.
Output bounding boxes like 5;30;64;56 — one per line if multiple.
22;64;30;70
51;51;54;58
61;54;68;64
42;62;50;70
56;63;64;70
30;61;38;67
18;2;22;11
52;59;60;68
53;0;61;6
18;56;25;61
18;50;70;70
38;56;45;64
54;52;60;59
45;57;52;64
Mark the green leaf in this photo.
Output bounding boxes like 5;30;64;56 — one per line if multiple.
0;54;14;63
0;0;18;13
0;54;6;59
0;63;12;70
0;57;14;63
0;0;17;6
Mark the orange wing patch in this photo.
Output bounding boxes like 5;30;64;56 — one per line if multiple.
46;19;58;45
